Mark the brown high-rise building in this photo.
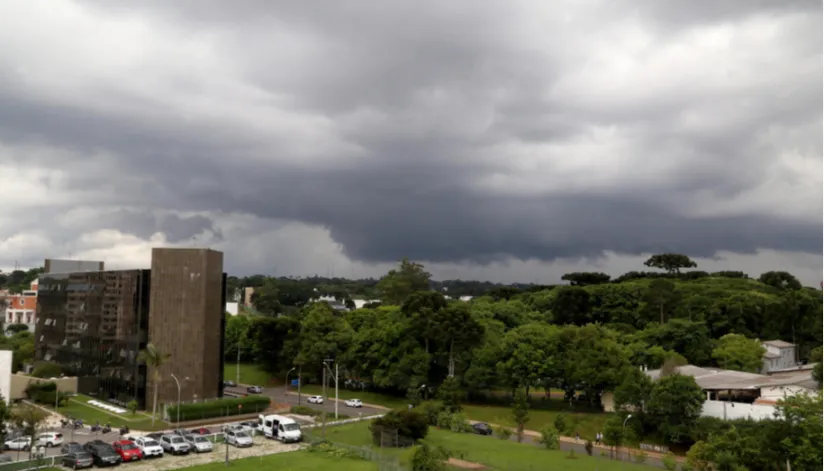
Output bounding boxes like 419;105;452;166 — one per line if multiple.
34;248;226;410
148;248;226;406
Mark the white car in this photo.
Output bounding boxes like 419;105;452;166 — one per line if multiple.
307;395;324;404
345;398;363;408
134;437;164;458
224;430;253;448
185;435;213;453
36;432;64;447
3;437;31;451
159;434;190;455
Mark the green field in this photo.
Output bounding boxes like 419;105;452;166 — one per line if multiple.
223;363;277;386
176;450;378;471
312;421;647;471
47;394;167;431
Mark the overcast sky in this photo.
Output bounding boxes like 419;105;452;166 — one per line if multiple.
0;1;821;285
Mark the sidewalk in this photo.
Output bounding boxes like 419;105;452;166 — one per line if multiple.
466;419;683;463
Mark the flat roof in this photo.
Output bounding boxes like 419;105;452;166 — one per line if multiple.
644;365;816;391
763;340;795;348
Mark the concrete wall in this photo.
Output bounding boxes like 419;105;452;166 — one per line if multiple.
10;374;78;401
701;400;776;421
760;385;813;400
44;259;104;274
148;248;225;406
0;351;11;403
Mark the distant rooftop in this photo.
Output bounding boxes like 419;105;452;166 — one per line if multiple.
644;364;816;391
762;340;795;348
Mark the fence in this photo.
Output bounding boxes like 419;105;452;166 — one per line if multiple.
304;430;404;471
701;400;776;421
0;454;63;471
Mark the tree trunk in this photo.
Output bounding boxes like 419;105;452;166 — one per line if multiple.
448;340;455;377
151;376;159;426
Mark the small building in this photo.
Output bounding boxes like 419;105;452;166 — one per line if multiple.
3;281;38;333
761;340;798;373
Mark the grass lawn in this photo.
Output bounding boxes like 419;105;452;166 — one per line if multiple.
314;421;648;471
176;450;378;471
47;394;168;431
223;363;276;386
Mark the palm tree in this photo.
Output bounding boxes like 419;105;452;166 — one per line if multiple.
138;343;170;426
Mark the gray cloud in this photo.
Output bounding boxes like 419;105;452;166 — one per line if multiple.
0;0;820;281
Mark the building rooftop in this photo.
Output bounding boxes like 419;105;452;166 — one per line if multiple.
644;364;817;391
762;340;795;348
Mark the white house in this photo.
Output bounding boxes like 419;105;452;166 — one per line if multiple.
761;340;798;373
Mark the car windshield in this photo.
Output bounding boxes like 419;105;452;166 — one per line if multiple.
121;444;138;450
170;437;183;443
143;440;158;447
236;432;249;439
283;424;300;431
194;437;208;443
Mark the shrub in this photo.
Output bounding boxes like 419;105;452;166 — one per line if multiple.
166;395;270;422
662;453;678;470
538;425;560;450
418;401;444;426
370;410;428;447
553;413;568;434
411;441;449;471
494;424;512;440
584;440;593;456
24;381;56;400
31;362;62;379
127;400;138;415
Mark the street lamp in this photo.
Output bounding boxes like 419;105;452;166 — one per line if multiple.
323;359;339;420
170;374;189;425
622;414;632;461
285;367;296;397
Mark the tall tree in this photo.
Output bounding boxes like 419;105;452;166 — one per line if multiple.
711;333;766;372
643;279;680;324
295;302;354;374
432;303;483;378
138;343;171;426
561;272;611;286
12;404;47;460
775;392;823;470
644;253;697;274
511;389;530;443
377;258;431;305
758;271;802;290
401;292;448;354
646;373;704;444
551;287;592;326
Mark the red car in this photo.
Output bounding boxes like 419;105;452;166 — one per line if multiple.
112;440;143;462
189;428;210;435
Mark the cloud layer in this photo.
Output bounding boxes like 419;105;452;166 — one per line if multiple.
0;0;821;284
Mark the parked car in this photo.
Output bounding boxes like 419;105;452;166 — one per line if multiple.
189;428;211;435
185;435;214;453
3;436;31;451
344;399;363;408
246;385;263;394
83;441;122;467
133;437;164;458
159;434;190;455
36;432;64;447
61;442;85;455
146;432;163;441
238;422;259;435
307;395;323;404
111;440;143;462
223;380;237;387
61;449;94;469
224;429;253;448
471;423;493;436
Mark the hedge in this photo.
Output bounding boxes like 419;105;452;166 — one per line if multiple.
167;395;271;422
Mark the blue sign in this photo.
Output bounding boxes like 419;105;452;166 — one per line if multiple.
291;379;300;386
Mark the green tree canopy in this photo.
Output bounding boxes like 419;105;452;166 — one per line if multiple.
377;258;432;305
644;253;698;274
711;333;766;372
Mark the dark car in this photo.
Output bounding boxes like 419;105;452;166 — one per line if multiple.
61;442;85;455
62;450;94;469
83;441;122;467
472;422;493;436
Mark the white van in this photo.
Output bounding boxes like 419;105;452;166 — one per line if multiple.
258;414;302;443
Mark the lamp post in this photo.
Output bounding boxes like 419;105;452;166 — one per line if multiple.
622;414;632;461
285;367;295;398
236;343;242;385
170;374;189;425
323;359;339;420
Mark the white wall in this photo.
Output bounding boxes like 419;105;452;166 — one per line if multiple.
0;350;12;404
701;400;776;421
760;385;813;400
225;302;239;315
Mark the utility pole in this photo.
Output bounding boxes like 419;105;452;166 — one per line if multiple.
297;366;302;405
236;343;241;384
323;359;339;420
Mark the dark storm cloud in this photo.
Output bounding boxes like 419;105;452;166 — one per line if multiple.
0;0;821;267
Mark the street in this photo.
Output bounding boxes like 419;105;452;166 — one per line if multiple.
224;386;387;418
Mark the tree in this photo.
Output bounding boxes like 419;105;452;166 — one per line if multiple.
811;346;822;389
12;404;47;459
644;253;697;274
758;271;802;290
561;272;611;286
643;279;680;324
410;441;449;471
497;324;561;395
646;374;704;444
127;400;138;415
612;367;653;417
552;287;592;326
775;392;823;470
5;324;28;334
538;425;560;450
0;396;9;446
436;377;463;413
711;334;766;372
138;343;170;426
294;303;354;375
377;258;432;305
432;303;483;378
602;415;626;459
402;292;448;354
511;389;530;443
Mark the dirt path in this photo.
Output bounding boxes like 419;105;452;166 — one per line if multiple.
447;458;489;470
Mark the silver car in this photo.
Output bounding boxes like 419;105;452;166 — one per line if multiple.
224;430;253;448
185;435;213;453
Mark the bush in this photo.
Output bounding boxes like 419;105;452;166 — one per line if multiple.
662;453;678;470
24;381;56;398
31;362;62;379
418;401;444;426
494;425;512;440
370;410;429;447
553;413;568;434
538;425;560;450
584;440;593;456
166;395;270;422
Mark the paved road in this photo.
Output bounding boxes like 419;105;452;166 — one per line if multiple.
224;386;386;418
